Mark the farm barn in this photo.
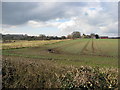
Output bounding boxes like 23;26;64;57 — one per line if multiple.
100;36;108;39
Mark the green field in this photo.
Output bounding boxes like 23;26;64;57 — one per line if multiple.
3;39;118;67
2;39;118;89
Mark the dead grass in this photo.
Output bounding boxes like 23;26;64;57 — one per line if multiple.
2;40;63;49
2;56;118;89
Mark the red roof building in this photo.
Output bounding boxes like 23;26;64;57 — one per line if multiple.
100;36;108;39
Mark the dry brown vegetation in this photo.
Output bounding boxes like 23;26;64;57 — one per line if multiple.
2;40;62;49
2;56;118;89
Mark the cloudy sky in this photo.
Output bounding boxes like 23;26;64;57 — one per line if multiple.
2;2;118;36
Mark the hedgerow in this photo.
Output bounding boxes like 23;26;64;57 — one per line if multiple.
2;56;118;89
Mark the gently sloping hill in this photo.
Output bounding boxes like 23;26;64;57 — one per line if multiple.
3;39;118;67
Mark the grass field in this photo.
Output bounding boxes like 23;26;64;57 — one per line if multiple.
3;39;118;67
2;39;118;89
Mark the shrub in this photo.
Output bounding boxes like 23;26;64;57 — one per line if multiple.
2;56;118;89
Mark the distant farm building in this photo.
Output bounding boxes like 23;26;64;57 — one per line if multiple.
91;36;96;39
90;33;95;39
100;36;108;39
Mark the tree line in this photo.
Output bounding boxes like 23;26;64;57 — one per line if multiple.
1;31;100;42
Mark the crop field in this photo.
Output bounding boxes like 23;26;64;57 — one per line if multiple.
2;39;118;89
3;39;118;67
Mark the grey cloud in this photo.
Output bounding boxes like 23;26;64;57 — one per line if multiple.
2;2;88;25
2;2;118;30
2;2;40;25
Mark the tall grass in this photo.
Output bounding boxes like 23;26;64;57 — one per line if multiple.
2;40;62;49
2;56;118;89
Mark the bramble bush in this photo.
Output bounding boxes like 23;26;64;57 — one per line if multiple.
2;56;118;89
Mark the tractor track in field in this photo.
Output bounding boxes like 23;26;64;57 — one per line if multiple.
80;39;96;54
80;39;91;54
91;39;105;55
80;39;117;58
92;39;95;53
47;39;84;53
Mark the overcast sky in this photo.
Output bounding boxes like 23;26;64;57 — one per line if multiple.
2;2;118;36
